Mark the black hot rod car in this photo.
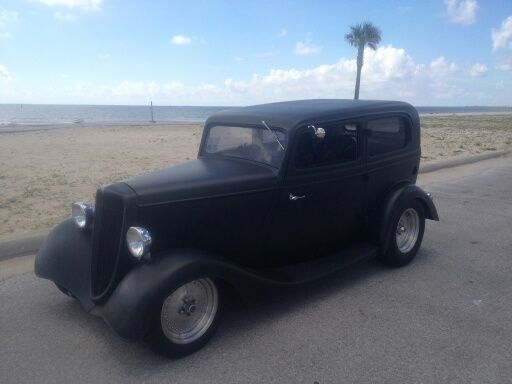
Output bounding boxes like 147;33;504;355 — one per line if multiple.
35;99;438;357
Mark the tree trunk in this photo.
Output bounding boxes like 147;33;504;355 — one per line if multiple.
354;44;364;100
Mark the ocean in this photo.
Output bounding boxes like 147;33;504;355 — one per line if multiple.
0;104;231;126
0;104;511;126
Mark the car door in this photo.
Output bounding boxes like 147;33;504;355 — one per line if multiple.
265;120;367;267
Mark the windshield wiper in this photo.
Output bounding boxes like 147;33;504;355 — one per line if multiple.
261;120;285;151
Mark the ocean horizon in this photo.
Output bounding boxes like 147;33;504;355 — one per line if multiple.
1;103;511;126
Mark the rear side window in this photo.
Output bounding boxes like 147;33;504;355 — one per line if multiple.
295;123;358;168
367;117;407;156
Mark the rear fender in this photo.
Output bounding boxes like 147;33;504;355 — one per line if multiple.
374;184;439;255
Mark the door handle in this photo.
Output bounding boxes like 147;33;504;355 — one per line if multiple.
289;193;306;201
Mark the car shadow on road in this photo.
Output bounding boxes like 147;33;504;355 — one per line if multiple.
218;256;424;335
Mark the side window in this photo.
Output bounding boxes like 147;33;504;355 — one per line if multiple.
295;123;359;168
367;117;407;156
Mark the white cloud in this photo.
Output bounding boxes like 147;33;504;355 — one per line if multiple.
8;44;494;105
0;32;11;39
0;64;11;83
492;16;512;51
279;28;287;37
31;0;103;11
63;45;488;105
444;0;478;25
430;56;459;76
0;10;18;27
234;57;244;63
466;63;488;77
363;45;422;81
294;38;322;55
97;52;111;60
429;56;488;77
495;61;512;71
171;34;192;46
491;17;512;71
54;11;77;21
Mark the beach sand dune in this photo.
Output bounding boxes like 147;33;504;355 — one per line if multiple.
0;123;202;237
421;114;512;161
0;114;511;238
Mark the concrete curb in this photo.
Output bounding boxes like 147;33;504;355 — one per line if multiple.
419;149;512;174
1;148;511;262
0;230;49;262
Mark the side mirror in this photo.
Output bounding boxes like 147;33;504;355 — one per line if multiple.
309;125;326;139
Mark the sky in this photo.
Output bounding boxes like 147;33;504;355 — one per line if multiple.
0;0;511;106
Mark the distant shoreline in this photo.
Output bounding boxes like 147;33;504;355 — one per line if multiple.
1;103;511;130
1;111;512;134
419;111;512;117
0;121;200;134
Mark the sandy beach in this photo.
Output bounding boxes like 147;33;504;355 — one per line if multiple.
0;114;511;238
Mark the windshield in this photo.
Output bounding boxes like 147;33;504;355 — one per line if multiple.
205;125;287;168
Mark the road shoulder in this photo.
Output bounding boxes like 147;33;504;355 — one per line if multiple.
0;254;35;281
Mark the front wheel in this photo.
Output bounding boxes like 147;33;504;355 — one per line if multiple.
146;277;222;358
55;283;75;298
379;200;425;267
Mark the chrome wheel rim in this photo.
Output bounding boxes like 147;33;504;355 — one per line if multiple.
161;278;218;345
396;208;420;253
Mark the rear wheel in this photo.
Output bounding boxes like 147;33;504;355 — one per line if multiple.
147;277;222;358
380;200;425;267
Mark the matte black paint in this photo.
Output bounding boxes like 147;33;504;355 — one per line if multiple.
35;219;95;311
35;220;379;339
34;99;438;340
124;157;279;206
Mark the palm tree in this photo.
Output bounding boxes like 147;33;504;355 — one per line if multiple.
345;22;382;100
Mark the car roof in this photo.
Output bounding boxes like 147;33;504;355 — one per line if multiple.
205;99;418;131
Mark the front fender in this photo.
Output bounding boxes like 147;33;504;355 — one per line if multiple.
375;184;439;255
34;218;95;311
99;250;280;340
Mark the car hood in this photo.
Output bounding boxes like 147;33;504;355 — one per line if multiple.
122;157;279;205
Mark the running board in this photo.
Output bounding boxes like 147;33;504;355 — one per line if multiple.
261;242;379;285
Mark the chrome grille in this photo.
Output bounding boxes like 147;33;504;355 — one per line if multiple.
90;187;125;299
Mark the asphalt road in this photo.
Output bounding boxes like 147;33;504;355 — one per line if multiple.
1;158;512;384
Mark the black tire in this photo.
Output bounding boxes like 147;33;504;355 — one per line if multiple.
146;277;223;358
379;200;425;268
55;283;75;298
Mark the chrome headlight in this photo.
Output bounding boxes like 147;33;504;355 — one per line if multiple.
126;227;152;260
71;202;94;229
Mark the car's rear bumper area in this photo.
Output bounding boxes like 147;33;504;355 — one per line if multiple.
34;218;96;311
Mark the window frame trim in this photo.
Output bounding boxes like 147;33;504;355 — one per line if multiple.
365;114;412;159
201;122;288;170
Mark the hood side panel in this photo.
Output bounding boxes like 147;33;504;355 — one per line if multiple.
123;158;278;205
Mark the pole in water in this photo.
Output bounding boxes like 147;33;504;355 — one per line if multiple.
150;101;155;123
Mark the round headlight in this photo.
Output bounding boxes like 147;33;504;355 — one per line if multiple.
126;227;152;259
72;202;94;229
